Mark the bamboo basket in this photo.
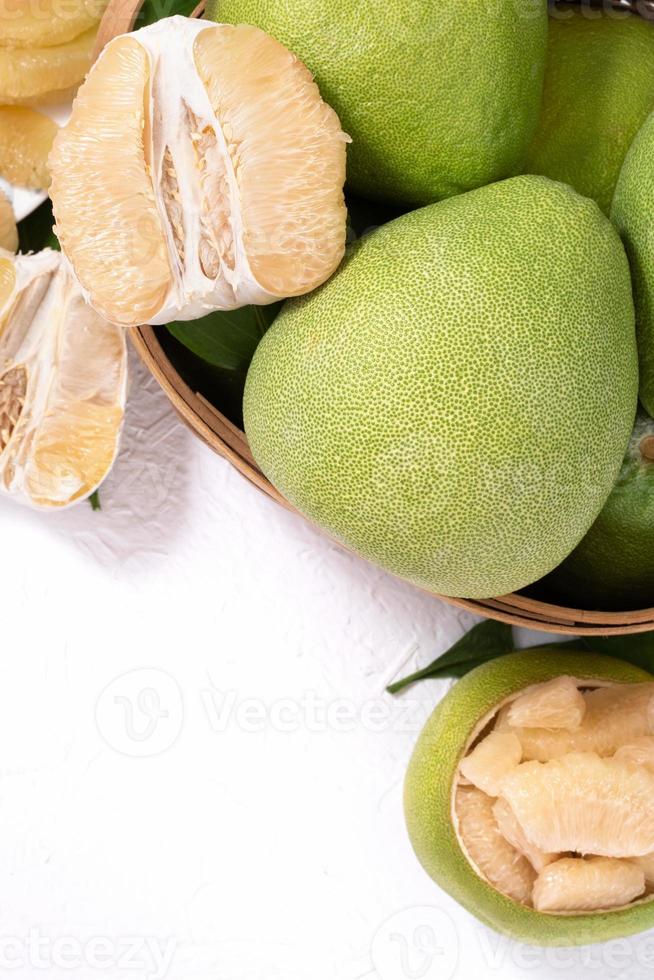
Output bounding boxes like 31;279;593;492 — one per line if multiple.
94;0;654;635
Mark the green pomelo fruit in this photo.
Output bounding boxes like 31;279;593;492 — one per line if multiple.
612;109;654;417
538;413;654;612
208;0;548;206
404;650;654;945
244;175;638;600
525;7;654;215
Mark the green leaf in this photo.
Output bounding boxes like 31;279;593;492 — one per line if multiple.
166;303;281;374
135;0;198;28
18;199;59;254
89;490;101;511
387;620;514;694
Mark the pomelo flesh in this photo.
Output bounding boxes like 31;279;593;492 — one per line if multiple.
244;175;638;600
533;858;645;913
496;682;654;761
209;0;548;206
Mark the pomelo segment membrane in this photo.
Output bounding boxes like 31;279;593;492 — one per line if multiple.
0;192;17;253
49;15;349;328
0;0;107;47
533;858;645;913
458;732;521;797
499;752;654;858
455;786;535;905
492;798;559;874
497;682;654;761
506;676;585;731
454;676;654;914
0;27;96;103
0;106;57;189
0;249;127;509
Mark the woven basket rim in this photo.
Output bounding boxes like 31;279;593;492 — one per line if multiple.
93;0;654;635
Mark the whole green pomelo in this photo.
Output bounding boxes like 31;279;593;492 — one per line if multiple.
244;175;638;600
525;7;654;215
537;413;654;612
208;0;548;206
612;109;654;418
405;650;654;945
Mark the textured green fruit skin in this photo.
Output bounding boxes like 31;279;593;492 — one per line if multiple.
526;8;654;215
208;0;547;206
540;414;654;611
405;650;654;946
612;110;654;418
244;176;638;600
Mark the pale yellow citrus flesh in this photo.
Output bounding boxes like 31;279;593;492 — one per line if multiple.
506;676;586;730
458;732;522;797
499;752;654;858
0;26;95;102
0;192;17;252
193;23;347;297
0;252;126;508
496;683;654;761
455;785;535;905
0;0;107;47
0;106;57;189
49;36;172;326
533;858;645;913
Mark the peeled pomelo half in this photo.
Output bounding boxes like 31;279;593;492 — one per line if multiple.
455;786;534;905
49;15;349;328
506;675;585;730
404;650;654;945
0;249;127;509
533;858;645;913
0;192;17;253
458;731;521;797
496;681;654;761
0;26;95;103
492;798;559;874
0;0;107;47
0;107;57;190
499;752;654;857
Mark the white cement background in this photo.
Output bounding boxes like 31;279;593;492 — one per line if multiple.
0;350;649;980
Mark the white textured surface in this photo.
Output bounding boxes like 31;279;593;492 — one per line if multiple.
2;350;652;980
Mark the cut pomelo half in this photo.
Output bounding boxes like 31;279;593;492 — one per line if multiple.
505;676;585;730
499;752;654;857
533;858;645;913
49;15;349;328
0;106;57;189
0;249;127;509
0;192;17;253
497;682;654;761
458;732;522;796
455;786;535;905
0;0;106;47
0;26;95;103
492;798;559;874
404;649;654;945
